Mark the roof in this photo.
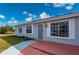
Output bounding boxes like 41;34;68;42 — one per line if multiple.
15;11;79;26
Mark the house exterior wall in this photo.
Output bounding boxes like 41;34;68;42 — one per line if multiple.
15;24;38;39
15;17;79;46
75;17;79;40
32;24;38;39
43;18;79;46
15;25;24;36
22;24;34;38
44;18;76;39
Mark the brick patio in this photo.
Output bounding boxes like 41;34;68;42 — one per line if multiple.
20;40;79;55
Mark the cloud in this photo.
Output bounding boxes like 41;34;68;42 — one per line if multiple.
24;12;37;22
65;6;73;10
44;3;50;6
8;18;18;25
53;3;66;7
69;3;75;6
8;20;18;24
66;3;75;6
40;12;50;19
52;3;74;10
25;17;32;22
32;15;37;18
23;11;27;15
28;13;33;17
53;3;75;8
65;3;75;10
0;15;5;19
10;17;15;20
27;13;37;17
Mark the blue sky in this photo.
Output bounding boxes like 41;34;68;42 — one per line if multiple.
0;3;79;26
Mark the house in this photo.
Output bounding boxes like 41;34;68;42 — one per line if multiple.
15;12;79;46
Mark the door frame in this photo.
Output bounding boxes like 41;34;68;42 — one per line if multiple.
38;24;43;39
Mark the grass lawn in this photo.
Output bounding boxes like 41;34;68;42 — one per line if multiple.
0;35;32;53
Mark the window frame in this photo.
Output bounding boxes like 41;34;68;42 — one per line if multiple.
26;24;33;34
48;20;70;39
18;27;22;34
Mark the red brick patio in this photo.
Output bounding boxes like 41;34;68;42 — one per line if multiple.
20;40;79;55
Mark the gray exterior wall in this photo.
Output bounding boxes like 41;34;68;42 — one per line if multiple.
15;24;38;39
32;24;38;39
15;25;24;36
15;17;79;46
75;17;79;40
42;18;79;46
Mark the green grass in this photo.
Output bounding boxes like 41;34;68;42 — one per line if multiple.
0;35;32;53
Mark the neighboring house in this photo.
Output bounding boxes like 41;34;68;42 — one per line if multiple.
15;12;79;46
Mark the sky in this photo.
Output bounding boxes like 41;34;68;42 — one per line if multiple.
0;3;79;26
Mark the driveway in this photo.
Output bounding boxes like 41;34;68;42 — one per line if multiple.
20;41;79;55
0;40;35;55
1;40;79;55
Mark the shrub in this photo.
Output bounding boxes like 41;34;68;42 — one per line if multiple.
0;27;7;34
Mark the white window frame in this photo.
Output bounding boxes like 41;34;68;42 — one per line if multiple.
47;20;73;39
25;24;33;34
18;26;22;34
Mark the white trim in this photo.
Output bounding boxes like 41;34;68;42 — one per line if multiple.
48;36;70;39
37;24;38;39
37;23;44;39
69;19;75;39
18;26;23;34
47;19;75;39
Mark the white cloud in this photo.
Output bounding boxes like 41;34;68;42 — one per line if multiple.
28;13;37;18
25;17;32;22
10;17;15;20
53;3;66;7
24;13;37;22
44;3;50;6
52;3;74;10
32;15;37;18
8;18;18;25
0;15;5;19
28;13;37;17
65;3;75;10
65;6;73;10
53;3;75;8
23;11;27;15
28;13;33;17
40;12;50;19
69;3;75;6
8;20;18;24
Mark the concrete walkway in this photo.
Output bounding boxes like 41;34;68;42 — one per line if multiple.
0;40;35;55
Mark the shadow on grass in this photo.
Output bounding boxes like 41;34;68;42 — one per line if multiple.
0;35;34;54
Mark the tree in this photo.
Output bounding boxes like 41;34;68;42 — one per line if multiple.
0;25;13;34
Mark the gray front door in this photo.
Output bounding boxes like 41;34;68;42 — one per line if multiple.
38;24;43;39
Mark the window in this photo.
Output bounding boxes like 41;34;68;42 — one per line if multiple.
26;25;32;33
18;27;22;33
50;21;69;37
